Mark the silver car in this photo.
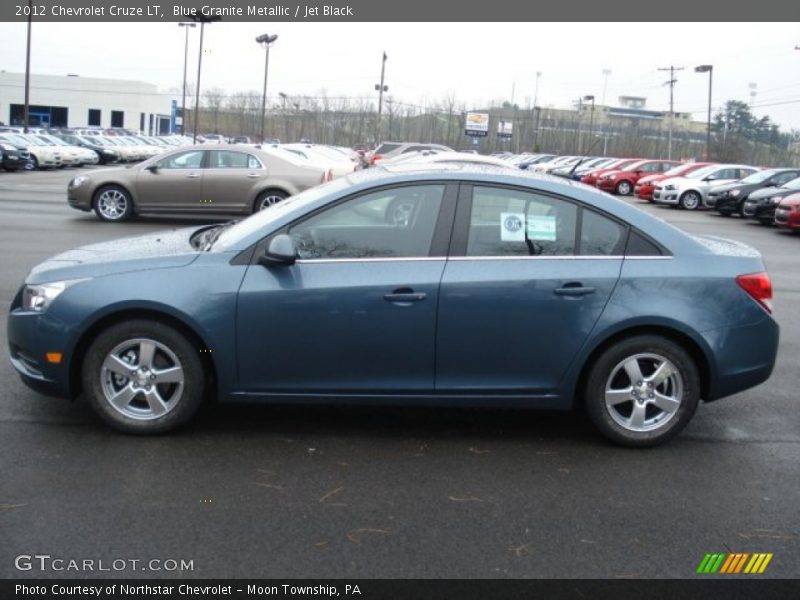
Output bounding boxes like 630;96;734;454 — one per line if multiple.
652;164;758;210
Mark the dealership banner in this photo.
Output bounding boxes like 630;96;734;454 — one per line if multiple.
4;579;800;600
0;0;794;21
497;120;513;139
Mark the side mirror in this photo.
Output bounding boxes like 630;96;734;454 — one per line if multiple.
704;175;716;181
765;181;777;187
259;234;296;267
145;164;159;172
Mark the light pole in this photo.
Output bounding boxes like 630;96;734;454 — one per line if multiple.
23;0;32;132
189;13;221;144
256;33;278;144
694;65;713;161
178;23;196;135
374;52;388;145
583;95;595;154
601;69;612;105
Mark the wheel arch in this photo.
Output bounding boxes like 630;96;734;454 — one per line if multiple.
570;324;713;410
252;184;294;212
69;306;218;400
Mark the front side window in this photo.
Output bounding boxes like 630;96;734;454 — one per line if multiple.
467;186;577;257
288;185;445;260
772;171;800;186
157;150;204;170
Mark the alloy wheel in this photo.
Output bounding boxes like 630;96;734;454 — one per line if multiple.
96;189;129;220
604;353;683;433
258;194;285;211
100;338;185;421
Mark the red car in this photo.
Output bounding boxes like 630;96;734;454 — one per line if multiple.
774;192;800;231
635;162;713;201
580;158;640;186
596;159;680;195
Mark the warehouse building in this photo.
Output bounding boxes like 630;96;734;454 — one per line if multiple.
0;72;175;134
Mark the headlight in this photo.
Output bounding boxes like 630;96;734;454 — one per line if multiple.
771;197;781;204
1;143;15;152
69;175;89;188
730;189;741;197
22;279;87;313
665;184;677;191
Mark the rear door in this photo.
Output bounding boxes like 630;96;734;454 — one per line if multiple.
435;184;624;396
203;150;267;212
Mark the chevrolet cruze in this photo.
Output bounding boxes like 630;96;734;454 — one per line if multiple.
8;165;779;446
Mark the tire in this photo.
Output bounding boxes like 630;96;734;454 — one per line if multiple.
81;320;205;434
26;156;39;170
93;185;134;222
679;191;702;210
584;335;700;447
615;180;633;196
254;189;288;212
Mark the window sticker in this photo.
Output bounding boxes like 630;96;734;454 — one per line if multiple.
500;212;526;242
527;215;557;241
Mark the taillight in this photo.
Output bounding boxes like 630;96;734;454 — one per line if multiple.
320;168;333;183
736;272;773;313
370;154;382;165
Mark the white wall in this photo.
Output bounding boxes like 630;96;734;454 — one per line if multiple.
0;72;174;132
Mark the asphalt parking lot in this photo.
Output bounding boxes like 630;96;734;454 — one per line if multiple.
1;167;798;579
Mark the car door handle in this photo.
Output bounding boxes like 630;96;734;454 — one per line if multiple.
186;173;200;179
554;283;596;297
246;173;262;178
384;289;427;304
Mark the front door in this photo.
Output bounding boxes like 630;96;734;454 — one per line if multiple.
135;149;205;212
235;183;455;394
435;185;624;395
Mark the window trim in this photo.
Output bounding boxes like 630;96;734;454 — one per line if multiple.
204;149;265;170
244;181;459;265
156;149;206;170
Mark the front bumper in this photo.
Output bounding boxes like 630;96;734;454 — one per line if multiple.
775;208;800;230
596;179;616;191
67;184;93;211
652;189;679;204
2;155;29;170
713;195;739;212
634;184;655;200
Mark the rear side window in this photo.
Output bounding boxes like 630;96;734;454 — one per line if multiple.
580;209;627;255
467;186;577;256
625;230;663;256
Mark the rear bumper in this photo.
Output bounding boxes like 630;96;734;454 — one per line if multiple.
704;316;780;402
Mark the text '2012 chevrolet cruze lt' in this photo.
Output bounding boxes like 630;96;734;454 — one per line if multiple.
7;164;779;446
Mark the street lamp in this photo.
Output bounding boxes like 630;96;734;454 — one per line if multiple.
178;23;196;135
23;0;32;132
601;69;612;105
695;64;713;160
374;52;388;145
256;33;278;143
583;95;595;153
188;13;221;144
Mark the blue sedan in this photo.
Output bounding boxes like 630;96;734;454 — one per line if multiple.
7;165;779;446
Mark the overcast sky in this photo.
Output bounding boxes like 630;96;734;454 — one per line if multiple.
1;22;799;129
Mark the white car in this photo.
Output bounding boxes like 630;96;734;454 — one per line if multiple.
0;133;63;169
528;155;580;174
96;136;141;162
384;150;513;169
35;134;99;166
652;164;759;210
282;143;357;179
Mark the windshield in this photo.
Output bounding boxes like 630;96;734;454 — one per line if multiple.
664;163;700;177
784;177;800;190
622;160;649;171
685;165;718;179
739;170;774;184
212;178;351;251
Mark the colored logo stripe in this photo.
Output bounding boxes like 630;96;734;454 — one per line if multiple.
697;553;773;574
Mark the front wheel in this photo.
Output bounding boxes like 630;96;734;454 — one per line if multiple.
615;180;633;196
81;320;205;434
679;191;702;210
94;185;133;222
584;335;700;447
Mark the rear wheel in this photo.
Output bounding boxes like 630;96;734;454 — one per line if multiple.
26;156;38;170
679;191;702;210
81;320;205;434
94;185;133;222
584;335;700;447
254;189;288;212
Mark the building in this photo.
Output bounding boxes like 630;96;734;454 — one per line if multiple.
0;72;175;134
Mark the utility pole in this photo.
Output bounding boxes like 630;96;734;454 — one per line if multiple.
374;52;388;145
658;65;684;160
601;69;611;105
23;0;32;132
